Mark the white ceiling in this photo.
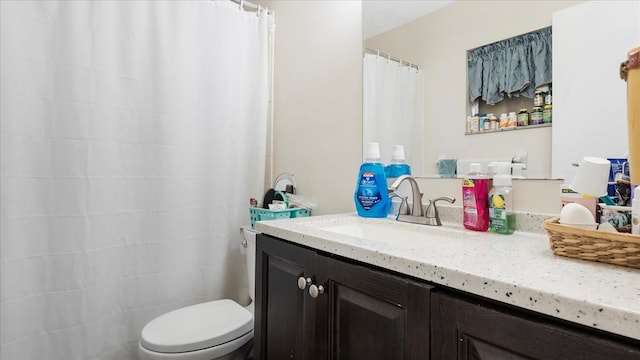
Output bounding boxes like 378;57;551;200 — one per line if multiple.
363;0;457;39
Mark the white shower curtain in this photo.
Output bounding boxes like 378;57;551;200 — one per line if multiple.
0;1;272;358
363;53;424;174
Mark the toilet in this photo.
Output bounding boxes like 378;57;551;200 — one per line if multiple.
138;227;257;360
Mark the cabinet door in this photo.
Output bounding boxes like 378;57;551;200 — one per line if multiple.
431;292;640;360
255;234;320;360
320;256;432;360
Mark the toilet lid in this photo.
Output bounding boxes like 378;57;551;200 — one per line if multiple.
140;299;253;353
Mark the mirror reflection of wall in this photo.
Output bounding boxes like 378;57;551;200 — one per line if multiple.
364;0;637;180
551;1;639;180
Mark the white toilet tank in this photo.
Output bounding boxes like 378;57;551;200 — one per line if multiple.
139;227;258;360
241;226;257;303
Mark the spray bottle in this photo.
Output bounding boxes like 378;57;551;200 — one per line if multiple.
355;142;390;218
489;162;516;234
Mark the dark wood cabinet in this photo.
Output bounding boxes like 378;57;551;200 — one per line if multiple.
431;291;640;360
255;234;432;360
255;233;318;360
256;234;640;360
321;256;431;360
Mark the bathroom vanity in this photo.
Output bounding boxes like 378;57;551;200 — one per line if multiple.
254;214;640;359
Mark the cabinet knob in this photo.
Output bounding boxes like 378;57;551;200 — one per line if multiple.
297;277;312;290
309;284;324;298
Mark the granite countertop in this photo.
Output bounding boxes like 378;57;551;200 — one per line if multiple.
255;212;640;341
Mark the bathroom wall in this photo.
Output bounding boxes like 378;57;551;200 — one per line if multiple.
365;0;586;179
416;177;564;215
259;0;363;216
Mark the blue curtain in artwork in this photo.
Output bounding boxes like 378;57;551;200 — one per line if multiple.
468;27;552;104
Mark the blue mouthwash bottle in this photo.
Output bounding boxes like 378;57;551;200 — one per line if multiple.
355;142;390;218
385;145;411;216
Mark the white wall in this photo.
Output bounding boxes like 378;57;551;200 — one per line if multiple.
415;177;564;215
366;1;586;179
260;1;363;215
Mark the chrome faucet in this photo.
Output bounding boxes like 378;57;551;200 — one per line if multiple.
388;175;433;225
388;175;423;218
424;196;456;226
388;175;456;226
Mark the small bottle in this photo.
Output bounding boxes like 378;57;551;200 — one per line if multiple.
480;113;488;132
517;109;529;127
355;142;390;218
489;114;497;131
508;112;517;128
482;114;491;132
463;163;491;231
499;113;509;129
544;89;552;105
531;106;543;125
471;114;480;133
543;104;552;123
385;145;411;217
632;185;639;235
489;163;515;234
534;90;544;107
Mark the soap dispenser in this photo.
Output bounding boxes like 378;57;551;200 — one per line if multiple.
488;162;516;234
463;163;491;231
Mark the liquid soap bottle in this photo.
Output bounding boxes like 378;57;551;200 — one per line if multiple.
489;162;516;234
463;163;491;231
355;142;390;218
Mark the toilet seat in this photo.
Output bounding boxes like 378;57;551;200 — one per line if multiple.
140;299;252;354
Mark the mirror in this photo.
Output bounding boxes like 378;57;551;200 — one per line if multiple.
362;0;638;180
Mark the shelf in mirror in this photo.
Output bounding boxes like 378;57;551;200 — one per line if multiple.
465;123;551;136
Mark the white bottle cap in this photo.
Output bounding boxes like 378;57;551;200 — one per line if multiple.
469;163;481;173
489;162;512;185
390;145;405;163
493;174;512;186
365;142;381;162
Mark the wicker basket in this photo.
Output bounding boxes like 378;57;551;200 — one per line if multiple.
543;217;640;269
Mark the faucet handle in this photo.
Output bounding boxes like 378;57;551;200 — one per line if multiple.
431;196;455;204
425;196;456;226
398;196;410;216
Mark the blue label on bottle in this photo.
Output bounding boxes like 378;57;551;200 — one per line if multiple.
357;171;381;210
386;164;411;178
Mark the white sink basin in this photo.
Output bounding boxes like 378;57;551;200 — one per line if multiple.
296;215;466;248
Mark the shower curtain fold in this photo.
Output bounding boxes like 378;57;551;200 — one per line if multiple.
0;1;272;358
363;53;425;175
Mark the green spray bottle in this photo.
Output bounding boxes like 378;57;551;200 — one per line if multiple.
488;162;516;234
